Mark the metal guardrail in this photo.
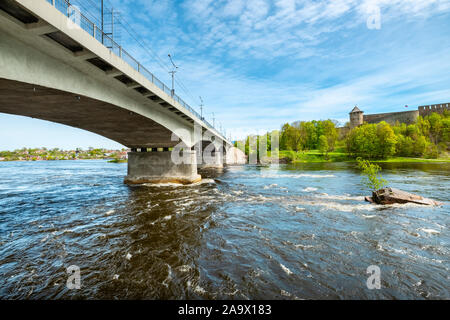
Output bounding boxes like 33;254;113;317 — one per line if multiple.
46;0;227;140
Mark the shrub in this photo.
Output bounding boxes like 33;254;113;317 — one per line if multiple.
424;144;439;159
357;158;388;191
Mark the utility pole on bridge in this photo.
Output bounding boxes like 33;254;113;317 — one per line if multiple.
211;112;215;128
100;0;114;45
199;96;204;120
101;0;103;43
168;54;178;97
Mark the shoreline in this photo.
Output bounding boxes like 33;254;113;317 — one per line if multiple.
285;158;450;164
265;151;450;164
1;155;449;164
0;158;127;163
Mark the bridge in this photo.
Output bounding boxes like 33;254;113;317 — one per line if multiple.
0;0;246;184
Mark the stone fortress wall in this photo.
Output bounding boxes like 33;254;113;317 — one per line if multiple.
349;102;449;128
364;110;419;125
418;103;450;117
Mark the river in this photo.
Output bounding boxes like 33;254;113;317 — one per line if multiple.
0;160;448;299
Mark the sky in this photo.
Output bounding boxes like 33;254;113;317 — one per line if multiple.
1;0;450;150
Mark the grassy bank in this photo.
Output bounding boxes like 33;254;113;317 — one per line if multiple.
274;150;450;163
107;159;127;163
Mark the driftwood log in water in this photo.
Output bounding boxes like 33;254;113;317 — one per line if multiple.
365;187;443;206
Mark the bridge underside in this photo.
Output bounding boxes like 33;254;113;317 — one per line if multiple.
0;78;179;148
0;0;246;185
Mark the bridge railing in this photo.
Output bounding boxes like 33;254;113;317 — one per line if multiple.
45;0;226;140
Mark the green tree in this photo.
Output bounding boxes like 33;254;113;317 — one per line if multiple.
424;144;438;159
442;117;450;143
416;116;430;138
357;158;388;191
280;123;292;150
376;121;397;158
318;135;329;158
346;122;397;159
346;124;378;158
285;124;303;151
396;134;414;157
413;135;428;156
322;120;338;151
427;113;443;144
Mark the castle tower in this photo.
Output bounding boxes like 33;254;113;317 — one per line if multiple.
349;106;364;128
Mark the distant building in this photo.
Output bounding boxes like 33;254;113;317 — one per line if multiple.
349;106;364;128
349;102;449;128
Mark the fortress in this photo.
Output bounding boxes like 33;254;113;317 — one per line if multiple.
349;102;450;128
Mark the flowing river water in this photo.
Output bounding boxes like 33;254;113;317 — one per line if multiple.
0;160;448;299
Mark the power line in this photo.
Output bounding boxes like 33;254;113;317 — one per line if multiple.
103;2;201;106
69;0;215;130
70;0;101;25
114;18;172;74
100;1;202;108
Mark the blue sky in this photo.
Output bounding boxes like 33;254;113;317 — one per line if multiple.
1;0;450;150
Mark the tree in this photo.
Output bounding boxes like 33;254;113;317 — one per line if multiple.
301;121;317;150
280;123;291;150
357;158;388;192
424;144;439;159
416;116;430;138
442;117;450;143
318;135;329;158
322;120;338;151
346;124;378;158
413;135;428;156
376;122;397;158
346;122;397;159
396;134;414;157
281;123;303;151
427;113;443;144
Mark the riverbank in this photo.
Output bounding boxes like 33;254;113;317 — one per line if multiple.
0;158;127;163
0;148;128;162
269;150;450;163
107;159;127;163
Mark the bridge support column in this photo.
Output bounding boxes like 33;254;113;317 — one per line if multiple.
224;147;247;165
124;151;201;185
198;150;224;169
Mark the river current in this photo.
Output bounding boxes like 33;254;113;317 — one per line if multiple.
0;160;448;299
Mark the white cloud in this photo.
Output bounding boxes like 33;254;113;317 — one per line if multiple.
13;0;449;145
223;0;246;17
169;46;450;140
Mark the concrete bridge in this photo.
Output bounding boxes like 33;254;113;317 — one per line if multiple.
0;0;245;184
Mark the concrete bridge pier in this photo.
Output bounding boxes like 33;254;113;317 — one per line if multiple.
196;142;224;169
224;146;247;166
201;149;224;169
124;149;201;185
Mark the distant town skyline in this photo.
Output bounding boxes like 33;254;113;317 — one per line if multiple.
1;0;450;150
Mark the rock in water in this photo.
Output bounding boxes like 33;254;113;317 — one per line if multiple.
365;187;442;206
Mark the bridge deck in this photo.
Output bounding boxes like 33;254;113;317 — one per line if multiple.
0;0;231;146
